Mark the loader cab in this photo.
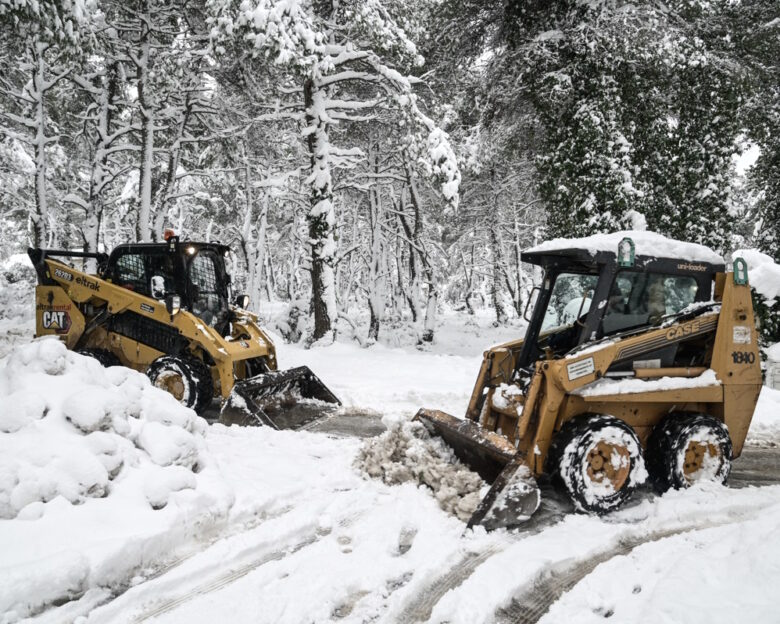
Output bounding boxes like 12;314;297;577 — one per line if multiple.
517;242;723;370
104;238;233;333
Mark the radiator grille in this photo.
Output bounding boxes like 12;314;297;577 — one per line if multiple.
108;311;188;355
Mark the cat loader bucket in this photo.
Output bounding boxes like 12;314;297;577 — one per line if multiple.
220;365;341;429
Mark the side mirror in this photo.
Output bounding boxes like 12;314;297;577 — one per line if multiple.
234;294;250;310
165;294;181;316
150;275;166;299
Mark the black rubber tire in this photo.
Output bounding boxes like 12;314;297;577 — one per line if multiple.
646;412;732;493
77;348;121;368
146;355;214;414
547;414;645;514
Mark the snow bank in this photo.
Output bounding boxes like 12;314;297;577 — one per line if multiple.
0;254;35;360
527;230;724;264
355;421;484;521
746;386;780;447
767;343;780;391
732;248;780;303
0;339;233;620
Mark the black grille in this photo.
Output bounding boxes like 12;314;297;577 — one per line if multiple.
108;311;188;355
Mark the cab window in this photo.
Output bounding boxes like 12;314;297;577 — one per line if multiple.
602;272;698;335
114;252;177;297
115;254;147;293
189;251;227;327
541;272;599;332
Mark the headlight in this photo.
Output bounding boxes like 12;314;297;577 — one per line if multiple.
166;294;181;315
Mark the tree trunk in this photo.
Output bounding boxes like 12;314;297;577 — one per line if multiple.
83;62;120;271
264;252;276;300
304;75;337;342
135;19;153;242
152;94;193;240
252;196;269;305
239;155;255;300
287;210;300;300
490;224;508;325
404;166;437;343
30;40;49;248
513;212;524;316
366;145;385;342
396;207;420;323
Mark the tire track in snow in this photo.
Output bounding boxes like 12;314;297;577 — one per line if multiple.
494;446;780;624
380;485;570;623
140;504;295;585
129;509;366;623
134;530;322;622
395;544;505;623
494;507;773;624
30;504;297;624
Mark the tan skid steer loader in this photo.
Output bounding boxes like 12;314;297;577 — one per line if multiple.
28;235;339;428
416;232;763;530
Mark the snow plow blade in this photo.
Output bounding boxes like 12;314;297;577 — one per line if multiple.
220;366;341;430
415;408;540;530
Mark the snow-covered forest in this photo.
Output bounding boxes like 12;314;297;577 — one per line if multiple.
4;3;780;623
1;0;778;344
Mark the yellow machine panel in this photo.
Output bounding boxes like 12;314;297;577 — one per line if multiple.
35;286;85;349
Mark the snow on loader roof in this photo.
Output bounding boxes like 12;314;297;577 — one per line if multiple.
526;230;725;264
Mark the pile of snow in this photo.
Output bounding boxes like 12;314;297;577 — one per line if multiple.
766;343;780;391
0;253;35;359
0;339;233;620
732;248;780;304
746;387;780;447
355;420;485;521
527;230;724;264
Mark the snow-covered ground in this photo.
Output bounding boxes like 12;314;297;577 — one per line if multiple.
2;274;780;623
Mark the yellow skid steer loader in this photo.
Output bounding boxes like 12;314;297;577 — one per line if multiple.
28;236;339;428
416;232;763;530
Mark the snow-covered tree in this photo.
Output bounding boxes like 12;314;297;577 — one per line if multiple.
210;0;460;341
0;0;90;245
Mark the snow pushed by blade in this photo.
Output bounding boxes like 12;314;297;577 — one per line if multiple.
0;339;234;620
355;420;485;522
527;230;724;264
